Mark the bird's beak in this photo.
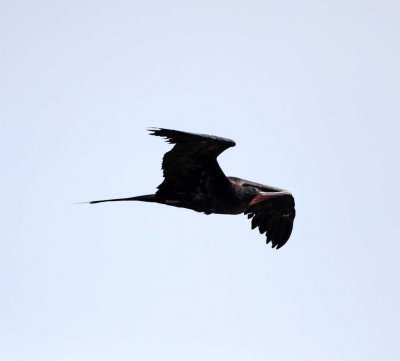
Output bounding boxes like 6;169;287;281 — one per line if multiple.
249;191;291;206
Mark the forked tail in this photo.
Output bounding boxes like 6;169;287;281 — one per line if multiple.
89;194;156;204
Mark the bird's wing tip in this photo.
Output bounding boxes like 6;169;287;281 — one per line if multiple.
147;127;161;135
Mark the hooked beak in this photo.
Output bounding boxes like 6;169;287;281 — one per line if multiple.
249;190;291;206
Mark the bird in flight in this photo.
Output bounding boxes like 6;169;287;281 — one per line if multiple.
89;128;295;249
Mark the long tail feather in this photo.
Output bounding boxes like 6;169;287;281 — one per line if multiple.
89;194;156;204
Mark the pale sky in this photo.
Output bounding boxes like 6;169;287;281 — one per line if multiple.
1;2;400;361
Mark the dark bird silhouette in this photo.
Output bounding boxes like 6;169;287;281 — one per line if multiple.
90;128;295;249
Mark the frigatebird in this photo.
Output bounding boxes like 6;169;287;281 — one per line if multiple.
90;128;295;249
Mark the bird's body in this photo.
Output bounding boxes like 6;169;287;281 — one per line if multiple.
90;128;295;249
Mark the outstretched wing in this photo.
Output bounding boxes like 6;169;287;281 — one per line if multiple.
148;128;236;209
244;194;296;249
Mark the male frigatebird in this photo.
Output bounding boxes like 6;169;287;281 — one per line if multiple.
90;128;295;249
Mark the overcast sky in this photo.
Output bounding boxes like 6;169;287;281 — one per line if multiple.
1;1;399;361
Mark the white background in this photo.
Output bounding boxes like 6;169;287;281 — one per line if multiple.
1;2;399;360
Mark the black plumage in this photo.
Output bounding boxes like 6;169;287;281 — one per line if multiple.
90;128;296;249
